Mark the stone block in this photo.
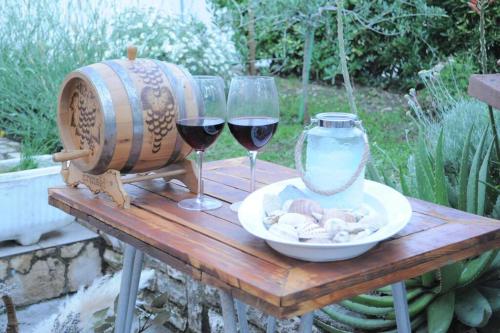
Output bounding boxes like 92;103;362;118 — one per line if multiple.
167;266;187;283
60;242;85;258
67;242;102;291
156;272;187;307
203;284;220;307
8;257;65;306
35;247;57;258
166;303;187;331
10;253;33;274
0;260;8;281
102;249;122;270
207;309;224;333
187;278;203;333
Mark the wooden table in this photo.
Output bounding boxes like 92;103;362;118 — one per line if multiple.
49;157;500;333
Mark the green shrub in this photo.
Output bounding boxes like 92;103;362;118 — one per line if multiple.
211;0;500;90
0;1;240;156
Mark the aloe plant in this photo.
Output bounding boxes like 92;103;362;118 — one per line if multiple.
318;128;500;332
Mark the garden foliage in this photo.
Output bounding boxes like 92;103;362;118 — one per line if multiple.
0;0;239;156
212;0;499;90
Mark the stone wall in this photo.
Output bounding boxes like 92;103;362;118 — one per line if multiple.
100;233;318;333
0;239;103;307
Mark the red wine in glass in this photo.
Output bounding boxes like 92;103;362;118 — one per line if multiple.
176;117;225;151
228;116;279;151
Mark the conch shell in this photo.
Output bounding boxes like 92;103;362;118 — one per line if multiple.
286;199;323;217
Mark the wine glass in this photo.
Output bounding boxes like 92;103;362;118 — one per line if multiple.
227;76;280;211
176;76;226;211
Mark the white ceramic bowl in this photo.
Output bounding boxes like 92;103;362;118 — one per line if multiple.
238;178;412;262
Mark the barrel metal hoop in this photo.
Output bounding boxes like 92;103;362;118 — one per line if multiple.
154;61;188;165
78;67;116;175
104;60;144;173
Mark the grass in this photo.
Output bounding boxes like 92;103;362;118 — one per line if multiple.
205;77;415;170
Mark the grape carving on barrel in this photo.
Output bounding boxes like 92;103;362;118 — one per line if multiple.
130;61;175;154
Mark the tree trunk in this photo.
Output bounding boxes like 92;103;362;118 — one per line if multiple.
247;1;257;75
336;0;358;115
300;25;315;124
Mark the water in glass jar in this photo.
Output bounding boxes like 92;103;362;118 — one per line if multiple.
303;126;365;209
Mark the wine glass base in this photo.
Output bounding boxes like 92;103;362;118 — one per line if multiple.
230;201;242;212
178;197;222;211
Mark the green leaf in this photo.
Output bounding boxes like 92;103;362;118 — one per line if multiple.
313;319;352;333
467;127;488;214
386;293;436;320
399;166;411;196
477;140;494;216
322;307;396;330
421;271;436;287
339;300;393;316
414;137;435;202
427;291;455;333
478;314;500;333
366;161;382;183
455;287;492;328
435;262;462;294
434;130;448;206
458;126;474;211
458;250;498;288
478;287;500;313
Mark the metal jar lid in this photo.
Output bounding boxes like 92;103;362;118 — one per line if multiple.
314;112;359;128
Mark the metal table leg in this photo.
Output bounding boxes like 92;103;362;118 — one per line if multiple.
124;250;144;333
298;312;313;333
219;289;238;333
266;316;276;333
235;299;250;333
391;281;411;333
114;245;136;333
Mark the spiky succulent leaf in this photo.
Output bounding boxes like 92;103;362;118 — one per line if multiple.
455;287;492;327
458;250;498;288
434;130;448;205
478;314;500;333
421;271;436;287
321;308;396;330
477;141;494;216
415;137;435;202
435;262;462;294
467;128;488;214
379;314;426;333
313;319;353;333
427;291;455;333
458;126;474;211
386;293;435;320
478;287;500;313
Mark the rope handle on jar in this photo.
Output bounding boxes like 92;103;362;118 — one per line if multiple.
294;123;371;196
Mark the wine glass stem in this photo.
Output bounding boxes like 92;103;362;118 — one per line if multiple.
249;150;257;193
196;150;204;202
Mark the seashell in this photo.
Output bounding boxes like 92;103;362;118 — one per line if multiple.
323;218;345;237
297;221;324;235
278;213;315;229
332;230;350;243
263;209;285;227
281;200;293;212
321;208;356;225
268;223;299;242
298;225;331;240
263;193;282;215
358;212;385;229
287;199;323;217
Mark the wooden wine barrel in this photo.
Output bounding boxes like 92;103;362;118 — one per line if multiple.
57;49;201;175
